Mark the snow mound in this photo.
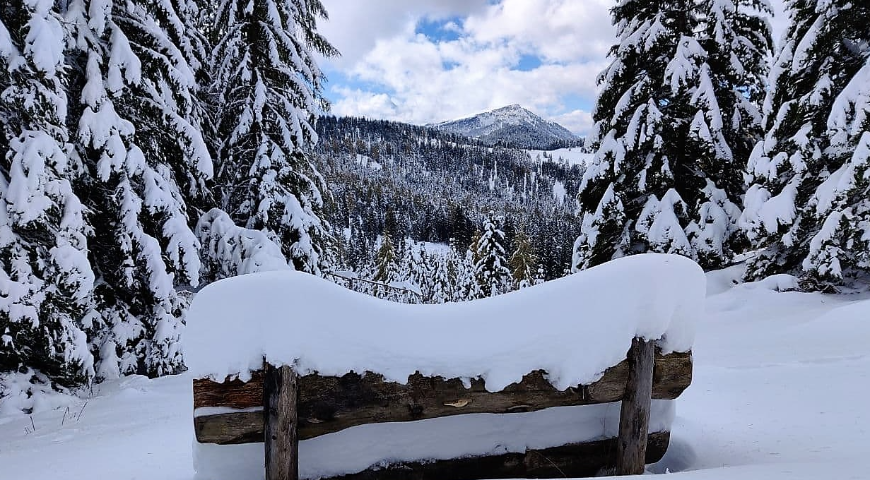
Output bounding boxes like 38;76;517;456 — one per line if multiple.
185;254;704;391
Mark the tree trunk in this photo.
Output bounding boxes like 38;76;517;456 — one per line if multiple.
264;363;298;480
616;337;656;475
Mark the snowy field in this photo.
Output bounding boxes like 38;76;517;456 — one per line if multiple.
1;264;869;480
528;148;593;167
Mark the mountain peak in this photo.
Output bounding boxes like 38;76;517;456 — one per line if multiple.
432;105;579;150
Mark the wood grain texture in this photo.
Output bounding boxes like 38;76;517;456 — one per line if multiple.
616;338;656;476
264;364;298;480
194;351;691;444
319;431;670;480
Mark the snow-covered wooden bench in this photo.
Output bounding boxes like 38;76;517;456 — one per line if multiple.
186;254;704;480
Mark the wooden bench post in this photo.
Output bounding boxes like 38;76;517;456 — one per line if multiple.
616;337;656;475
264;362;299;480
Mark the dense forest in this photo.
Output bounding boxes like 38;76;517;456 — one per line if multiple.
1;0;869;399
315;116;583;284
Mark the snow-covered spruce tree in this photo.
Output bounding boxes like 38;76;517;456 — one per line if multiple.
0;12;12;159
429;254;453;304
63;0;213;378
687;0;773;268
0;1;95;387
373;233;398;284
472;212;511;298
209;0;337;274
404;245;434;302
741;0;870;288
509;229;537;289
574;0;772;271
573;0;700;271
455;249;480;302
196;208;291;281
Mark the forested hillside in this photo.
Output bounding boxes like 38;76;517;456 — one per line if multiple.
314;116;584;301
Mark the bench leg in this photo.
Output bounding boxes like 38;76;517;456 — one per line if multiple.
265;363;299;480
616;337;655;475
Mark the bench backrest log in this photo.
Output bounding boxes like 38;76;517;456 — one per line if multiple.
193;339;692;480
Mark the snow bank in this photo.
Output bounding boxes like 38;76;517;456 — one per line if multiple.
185;254;704;391
193;400;675;480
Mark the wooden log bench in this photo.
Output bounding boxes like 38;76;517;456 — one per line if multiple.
193;339;692;480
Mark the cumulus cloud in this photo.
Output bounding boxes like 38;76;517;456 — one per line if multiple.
318;0;489;67
319;0;788;136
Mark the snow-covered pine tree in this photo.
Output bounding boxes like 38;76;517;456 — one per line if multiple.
472;212;511;298
0;12;12;159
196;208;291;281
405;245;434;302
373;233;397;284
509;229;537;289
150;0;212;135
429;253;453;304
0;0;95;387
741;0;870;288
455;249;480;302
574;0;772;271
573;0;701;271
209;0;337;274
63;0;212;378
686;0;773;268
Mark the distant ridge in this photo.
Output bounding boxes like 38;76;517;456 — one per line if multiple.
431;104;580;150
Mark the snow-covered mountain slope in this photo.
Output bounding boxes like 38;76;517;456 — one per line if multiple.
432;104;580;149
528;147;593;167
2;264;869;480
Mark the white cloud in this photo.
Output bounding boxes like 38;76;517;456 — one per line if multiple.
319;0;489;67
320;0;790;136
463;0;614;63
552;109;595;136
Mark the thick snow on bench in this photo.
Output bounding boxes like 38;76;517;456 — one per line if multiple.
185;253;704;391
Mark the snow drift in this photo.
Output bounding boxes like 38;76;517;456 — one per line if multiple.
185;253;704;391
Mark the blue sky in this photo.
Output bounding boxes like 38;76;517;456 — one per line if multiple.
317;0;786;135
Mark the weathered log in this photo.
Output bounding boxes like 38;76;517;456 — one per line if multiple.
616;338;656;475
264;363;298;480
322;431;670;480
194;370;264;410
193;351;691;445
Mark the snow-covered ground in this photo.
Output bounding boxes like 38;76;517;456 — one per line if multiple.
529;147;593;167
2;264;869;480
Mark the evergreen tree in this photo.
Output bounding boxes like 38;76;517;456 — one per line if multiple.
0;0;95;387
574;0;772;271
687;0;773;268
209;0;337;274
741;0;870;288
0;13;12;159
63;0;212;378
455;249;480;302
509;229;537;289
429;253;453;304
573;0;700;271
196;208;290;282
472;212;511;298
373;233;397;284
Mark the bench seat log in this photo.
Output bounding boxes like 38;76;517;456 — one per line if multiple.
322;431;670;480
194;350;690;445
